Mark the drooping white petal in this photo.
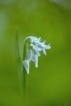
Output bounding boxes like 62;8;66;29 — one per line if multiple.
45;44;51;49
42;49;46;55
32;54;38;68
30;43;41;56
23;60;30;74
27;50;33;62
37;42;46;48
36;41;51;50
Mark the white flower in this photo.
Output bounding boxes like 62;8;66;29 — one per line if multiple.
32;54;38;68
23;60;30;74
30;43;41;57
23;36;51;74
27;50;33;62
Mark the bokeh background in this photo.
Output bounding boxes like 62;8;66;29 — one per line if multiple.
0;0;71;106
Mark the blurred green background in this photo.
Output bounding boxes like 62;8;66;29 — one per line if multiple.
0;0;71;106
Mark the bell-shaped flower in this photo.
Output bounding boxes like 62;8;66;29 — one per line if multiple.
31;53;38;68
23;60;30;74
30;43;41;57
26;49;33;62
23;36;51;74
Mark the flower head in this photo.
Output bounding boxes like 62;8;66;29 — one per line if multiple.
23;36;51;74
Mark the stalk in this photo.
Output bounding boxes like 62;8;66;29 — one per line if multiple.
16;28;28;106
23;66;28;106
15;28;23;97
23;43;28;106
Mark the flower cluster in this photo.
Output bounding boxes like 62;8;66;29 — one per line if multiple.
23;36;51;74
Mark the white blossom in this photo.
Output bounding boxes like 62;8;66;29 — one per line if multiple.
27;50;33;62
23;60;30;74
31;54;38;68
23;36;51;74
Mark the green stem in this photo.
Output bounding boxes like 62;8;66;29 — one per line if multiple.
15;28;25;104
23;67;28;106
16;28;28;106
16;28;24;101
23;43;28;106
